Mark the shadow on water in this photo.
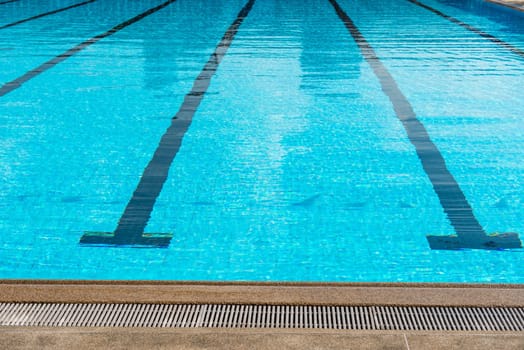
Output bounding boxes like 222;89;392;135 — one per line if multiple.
291;194;322;208
298;0;362;94
139;1;229;92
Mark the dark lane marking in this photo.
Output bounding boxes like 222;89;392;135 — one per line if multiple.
0;0;19;5
0;0;96;30
407;0;524;59
80;0;256;248
328;0;521;250
0;0;177;97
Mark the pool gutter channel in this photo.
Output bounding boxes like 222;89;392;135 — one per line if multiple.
0;282;522;331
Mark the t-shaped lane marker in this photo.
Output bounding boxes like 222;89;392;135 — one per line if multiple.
328;0;521;250
81;0;256;248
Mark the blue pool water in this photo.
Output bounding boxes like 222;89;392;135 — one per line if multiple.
0;0;523;282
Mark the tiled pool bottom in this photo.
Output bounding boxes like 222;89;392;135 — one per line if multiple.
2;0;523;282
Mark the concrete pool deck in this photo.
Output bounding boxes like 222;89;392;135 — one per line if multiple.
1;327;523;350
0;281;523;349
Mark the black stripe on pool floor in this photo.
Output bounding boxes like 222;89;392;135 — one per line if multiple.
328;0;521;250
0;0;177;97
0;0;19;5
0;0;96;30
407;0;524;59
80;0;256;248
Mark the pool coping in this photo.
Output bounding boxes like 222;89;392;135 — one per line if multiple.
486;0;524;12
0;280;522;307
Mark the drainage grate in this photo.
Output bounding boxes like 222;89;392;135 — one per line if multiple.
0;303;522;331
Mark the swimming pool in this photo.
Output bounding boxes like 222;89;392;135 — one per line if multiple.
1;0;523;283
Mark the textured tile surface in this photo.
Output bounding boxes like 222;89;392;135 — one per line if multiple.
0;329;408;350
406;334;524;350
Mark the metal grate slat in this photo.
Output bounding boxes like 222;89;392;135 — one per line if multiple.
481;307;498;331
183;304;196;328
503;307;519;331
48;303;66;327
447;306;460;331
433;306;446;331
399;306;412;331
7;304;23;326
508;307;524;331
115;304;131;327
0;303;16;325
207;304;217;328
153;304;165;327
217;304;227;328
108;303;124;327
173;304;185;328
98;303;114;327
246;305;253;328
85;303;98;327
11;303;28;326
348;306;355;329
462;307;477;331
34;303;51;327
161;304;175;328
420;306;436;331
8;303;29;326
121;304;135;328
6;303;22;326
472;307;487;331
493;306;510;331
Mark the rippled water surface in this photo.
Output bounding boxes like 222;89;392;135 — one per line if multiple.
0;0;523;282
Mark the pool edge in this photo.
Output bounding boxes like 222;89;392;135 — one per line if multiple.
486;0;524;12
0;280;522;307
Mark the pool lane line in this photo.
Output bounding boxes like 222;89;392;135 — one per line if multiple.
407;0;524;59
0;0;19;5
328;0;522;250
80;0;256;248
0;0;177;98
0;0;97;30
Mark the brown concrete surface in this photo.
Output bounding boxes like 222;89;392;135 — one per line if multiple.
487;0;524;11
0;328;523;350
406;333;524;350
1;282;522;349
1;281;523;306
